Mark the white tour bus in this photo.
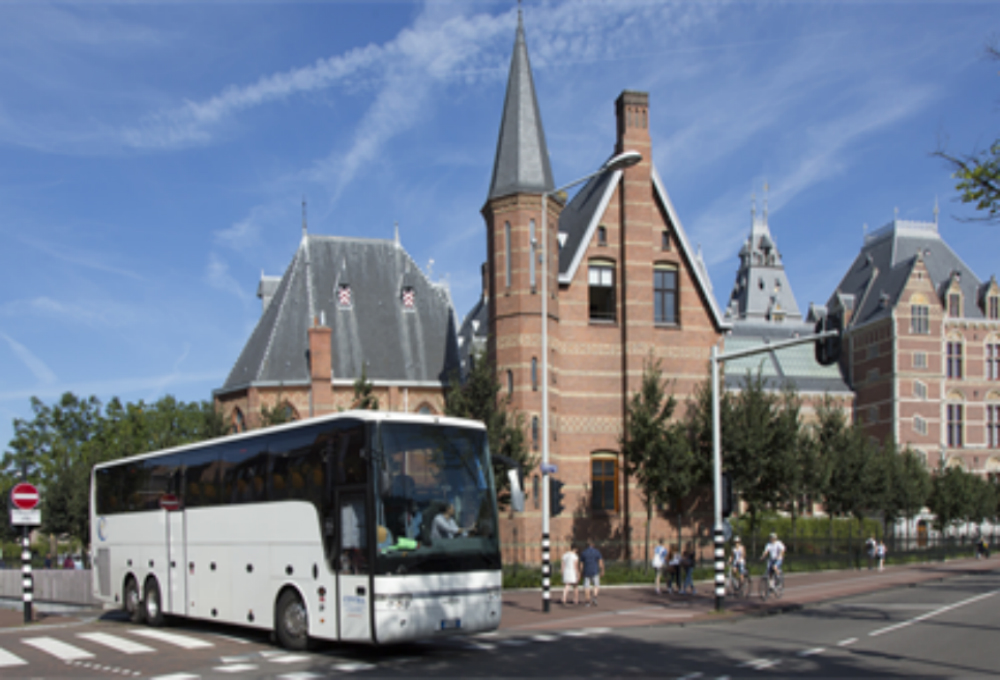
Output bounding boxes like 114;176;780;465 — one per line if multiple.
90;411;502;648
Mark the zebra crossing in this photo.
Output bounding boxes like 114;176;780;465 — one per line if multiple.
0;624;616;677
0;627;219;673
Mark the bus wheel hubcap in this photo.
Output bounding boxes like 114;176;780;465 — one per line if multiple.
285;602;306;637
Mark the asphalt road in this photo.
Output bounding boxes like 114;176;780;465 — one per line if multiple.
1;568;998;678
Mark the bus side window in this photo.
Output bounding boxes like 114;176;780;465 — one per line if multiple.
337;425;368;485
96;467;122;515
184;449;221;508
123;462;145;512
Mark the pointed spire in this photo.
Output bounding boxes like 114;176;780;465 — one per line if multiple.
394;220;400;246
762;181;769;222
934;196;940;226
751;192;757;223
487;8;554;200
301;196;308;237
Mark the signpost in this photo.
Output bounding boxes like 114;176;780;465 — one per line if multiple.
9;479;40;624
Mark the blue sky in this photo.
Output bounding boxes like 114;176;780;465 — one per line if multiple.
1;0;998;449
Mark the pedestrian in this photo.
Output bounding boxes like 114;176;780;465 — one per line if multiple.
561;545;580;605
63;554;74;570
652;538;668;594
580;540;604;607
865;535;877;570
44;553;52;569
681;542;696;594
876;540;886;572
668;546;682;594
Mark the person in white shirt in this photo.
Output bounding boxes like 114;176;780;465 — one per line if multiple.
561;546;580;605
730;537;746;576
430;504;465;541
760;532;786;577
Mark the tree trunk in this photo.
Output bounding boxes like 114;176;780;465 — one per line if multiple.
644;501;652;569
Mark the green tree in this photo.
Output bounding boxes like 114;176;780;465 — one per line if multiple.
934;43;1000;223
881;444;932;539
928;465;973;533
444;351;533;508
351;364;380;410
621;357;687;565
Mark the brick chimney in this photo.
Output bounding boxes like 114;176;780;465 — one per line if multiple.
308;314;332;416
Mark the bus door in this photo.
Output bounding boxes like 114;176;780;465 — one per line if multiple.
336;491;371;642
165;506;187;615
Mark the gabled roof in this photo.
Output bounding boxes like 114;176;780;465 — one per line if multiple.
486;11;554;200
553;160;728;331
830;218;986;328
218;235;459;395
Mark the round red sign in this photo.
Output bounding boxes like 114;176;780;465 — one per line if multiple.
11;482;40;510
159;494;181;511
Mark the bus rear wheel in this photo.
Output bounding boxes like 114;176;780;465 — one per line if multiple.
144;578;165;627
125;577;145;624
275;590;309;651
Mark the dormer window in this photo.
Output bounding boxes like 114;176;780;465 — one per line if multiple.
597;226;607;246
948;292;961;318
401;286;415;311
989;294;999;320
337;283;352;309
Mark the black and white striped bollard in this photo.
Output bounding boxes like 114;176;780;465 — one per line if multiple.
22;532;33;623
714;526;725;611
541;531;550;612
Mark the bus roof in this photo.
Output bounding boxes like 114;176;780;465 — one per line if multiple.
91;410;487;471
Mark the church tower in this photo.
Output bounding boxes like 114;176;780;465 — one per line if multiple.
481;9;560;492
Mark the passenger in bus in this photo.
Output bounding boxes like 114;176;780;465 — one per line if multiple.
431;503;472;541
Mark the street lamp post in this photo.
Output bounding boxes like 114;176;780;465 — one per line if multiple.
537;150;641;613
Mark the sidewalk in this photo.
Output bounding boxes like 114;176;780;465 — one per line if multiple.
496;557;999;633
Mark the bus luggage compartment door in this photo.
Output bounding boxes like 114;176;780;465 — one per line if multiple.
166;510;187;615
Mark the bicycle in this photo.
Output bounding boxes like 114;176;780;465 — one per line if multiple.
758;562;784;600
727;563;750;598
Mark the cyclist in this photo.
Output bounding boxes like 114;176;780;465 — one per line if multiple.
728;536;747;593
760;532;786;581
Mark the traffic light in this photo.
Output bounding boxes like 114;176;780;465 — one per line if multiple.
814;312;843;366
549;478;565;517
722;472;734;518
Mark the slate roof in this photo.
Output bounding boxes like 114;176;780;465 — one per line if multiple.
830;219;987;328
723;321;852;395
554;161;729;331
218;235;459;395
486;10;554;200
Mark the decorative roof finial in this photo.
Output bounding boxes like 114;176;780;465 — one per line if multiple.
894;206;899;222
934;196;940;226
302;196;307;237
394;221;400;246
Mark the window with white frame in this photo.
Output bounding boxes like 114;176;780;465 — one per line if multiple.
947;402;964;447
913;414;927;436
913;352;927;369
911;304;929;334
988;404;1000;449
588;261;616;322
947;341;963;379
988;342;1000;381
914;380;927;400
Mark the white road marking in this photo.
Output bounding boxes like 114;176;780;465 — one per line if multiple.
868;589;1000;638
582;627;612;634
739;658;776;669
499;638;528;646
77;632;155;655
22;637;95;661
755;659;781;670
220;655;252;664
269;654;311;664
0;647;28;667
214;663;259;672
465;641;497;651
531;634;559;642
130;629;214;649
150;674;200;680
798;647;826;657
277;673;323;680
837;638;858;646
259;650;285;658
331;662;376;672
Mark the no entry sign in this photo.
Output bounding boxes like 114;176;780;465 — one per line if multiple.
11;483;39;510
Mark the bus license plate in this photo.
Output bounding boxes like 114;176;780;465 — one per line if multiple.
440;618;462;630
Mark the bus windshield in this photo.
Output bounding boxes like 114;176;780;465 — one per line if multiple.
374;422;500;575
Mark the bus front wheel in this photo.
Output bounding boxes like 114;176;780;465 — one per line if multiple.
144;578;165;627
275;590;309;651
124;577;145;624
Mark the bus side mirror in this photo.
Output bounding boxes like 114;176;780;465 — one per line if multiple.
508;469;525;513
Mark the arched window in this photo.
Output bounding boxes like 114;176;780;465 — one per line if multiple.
417;403;434;415
232;408;246;433
947;334;963;379
507;369;514;397
588;259;616;322
504;222;512;288
591;452;618;512
597;225;607;246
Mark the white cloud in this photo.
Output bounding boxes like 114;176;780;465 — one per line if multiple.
0;331;57;385
205;252;252;302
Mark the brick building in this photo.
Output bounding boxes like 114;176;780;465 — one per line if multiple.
469;15;728;560
829;216;999;473
214;227;459;430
